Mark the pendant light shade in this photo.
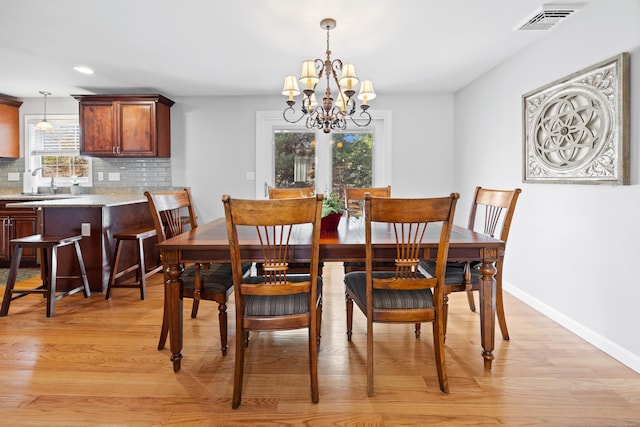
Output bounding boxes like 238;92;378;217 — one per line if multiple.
35;91;54;132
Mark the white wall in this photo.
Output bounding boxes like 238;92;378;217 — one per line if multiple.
15;92;455;221
454;0;640;371
169;96;274;221
171;93;455;221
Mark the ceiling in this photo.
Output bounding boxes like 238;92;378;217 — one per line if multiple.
0;0;594;99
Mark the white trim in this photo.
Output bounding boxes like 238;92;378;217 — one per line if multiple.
255;110;392;199
503;281;640;374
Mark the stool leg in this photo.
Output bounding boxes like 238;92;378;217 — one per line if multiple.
0;245;23;316
137;236;147;300
41;246;50;300
74;241;91;298
105;238;123;300
47;246;57;318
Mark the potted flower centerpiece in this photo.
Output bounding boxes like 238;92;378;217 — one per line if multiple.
321;191;344;231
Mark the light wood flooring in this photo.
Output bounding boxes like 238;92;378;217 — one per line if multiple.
0;262;639;426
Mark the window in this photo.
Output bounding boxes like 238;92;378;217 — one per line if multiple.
256;110;391;199
273;130;374;202
274;131;316;188
25;114;92;187
331;132;374;196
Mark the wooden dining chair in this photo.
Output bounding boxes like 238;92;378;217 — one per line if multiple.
223;193;323;409
145;188;241;356
344;185;391;217
268;186;315;199
266;186;322;276
343;186;393;274
344;193;459;396
419;186;521;340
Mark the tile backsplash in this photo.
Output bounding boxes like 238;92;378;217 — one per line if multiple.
91;158;172;188
0;157;172;192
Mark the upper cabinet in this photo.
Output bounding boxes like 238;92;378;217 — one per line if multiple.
73;94;174;157
0;96;23;158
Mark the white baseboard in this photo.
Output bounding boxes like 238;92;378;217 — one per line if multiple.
503;281;640;374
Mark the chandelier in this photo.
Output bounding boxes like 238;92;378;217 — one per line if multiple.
282;18;376;134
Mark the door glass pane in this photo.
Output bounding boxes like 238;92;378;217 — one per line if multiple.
331;132;373;201
274;131;316;188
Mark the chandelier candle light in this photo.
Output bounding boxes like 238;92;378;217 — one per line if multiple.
282;18;376;134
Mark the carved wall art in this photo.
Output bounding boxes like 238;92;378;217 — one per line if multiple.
522;53;629;184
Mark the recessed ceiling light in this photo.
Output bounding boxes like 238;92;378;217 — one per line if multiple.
73;66;94;75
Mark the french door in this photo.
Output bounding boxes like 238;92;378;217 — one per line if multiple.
255;111;392;200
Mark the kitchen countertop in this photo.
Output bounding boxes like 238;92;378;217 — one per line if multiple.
0;193;148;208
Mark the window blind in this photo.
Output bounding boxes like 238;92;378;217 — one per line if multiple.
30;122;80;156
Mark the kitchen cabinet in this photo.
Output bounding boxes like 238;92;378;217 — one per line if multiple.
0;202;39;266
73;94;174;157
0;96;23;158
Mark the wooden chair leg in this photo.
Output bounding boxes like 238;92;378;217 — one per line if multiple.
443;293;450;340
191;264;202;318
136;236;147;300
158;288;169;350
190;298;200;319
495;265;509;340
309;317;319;404
463;262;477;312
346;292;353;341
466;289;476;312
366;317;374;397
414;323;421;338
232;328;246;409
316;299;323;348
432;316;449;393
218;303;228;356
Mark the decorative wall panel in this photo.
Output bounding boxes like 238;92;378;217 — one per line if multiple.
522;53;629;184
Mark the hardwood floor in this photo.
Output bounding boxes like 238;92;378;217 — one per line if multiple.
0;262;639;426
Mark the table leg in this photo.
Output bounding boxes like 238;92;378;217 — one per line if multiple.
165;261;184;372
479;258;497;369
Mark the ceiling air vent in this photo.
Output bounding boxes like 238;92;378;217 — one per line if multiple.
516;3;585;31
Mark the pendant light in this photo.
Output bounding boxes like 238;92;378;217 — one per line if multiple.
35;91;54;132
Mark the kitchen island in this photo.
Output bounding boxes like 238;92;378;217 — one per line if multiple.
4;193;158;293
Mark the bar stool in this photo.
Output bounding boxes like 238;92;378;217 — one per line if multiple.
105;227;162;300
0;234;91;318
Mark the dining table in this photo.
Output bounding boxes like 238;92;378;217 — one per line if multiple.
157;214;506;372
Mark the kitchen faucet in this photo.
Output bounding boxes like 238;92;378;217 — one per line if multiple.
31;167;58;194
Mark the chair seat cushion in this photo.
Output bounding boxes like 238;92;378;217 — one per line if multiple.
418;261;482;284
181;263;239;296
243;275;323;316
344;271;433;310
